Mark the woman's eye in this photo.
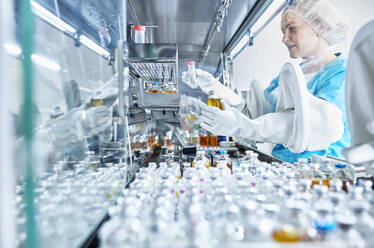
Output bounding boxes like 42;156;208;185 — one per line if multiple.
289;27;296;33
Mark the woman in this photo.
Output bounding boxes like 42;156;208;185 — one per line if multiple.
182;0;350;163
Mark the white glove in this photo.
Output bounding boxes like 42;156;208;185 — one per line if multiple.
276;62;344;152
343;21;374;165
199;103;238;136
199;62;344;153
241;79;268;119
199;101;294;143
181;69;245;110
84;106;112;135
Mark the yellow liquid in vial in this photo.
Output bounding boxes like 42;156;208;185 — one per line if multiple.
89;99;104;107
192;161;210;168
164;90;177;94
207;98;223;110
272;225;304;243
311;178;330;188
199;136;209;147
187;114;197;121
209;135;218;146
148;90;162;93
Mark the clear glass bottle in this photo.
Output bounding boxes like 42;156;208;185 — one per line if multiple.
206;90;222;147
295;158;309;179
216;161;231;178
241;150;254;163
187;61;198;88
192;151;210;168
312;204;338;242
134;25;146;43
192;125;200;145
164;83;177;94
209;134;218;147
214;150;232;172
206;90;223;110
310;163;330;188
332;164;354;192
148;82;162;93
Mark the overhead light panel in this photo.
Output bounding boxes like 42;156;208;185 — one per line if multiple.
30;0;76;34
31;54;61;71
252;0;287;34
3;43;21;57
230;34;249;59
80;35;110;58
4;43;61;71
9;1;110;61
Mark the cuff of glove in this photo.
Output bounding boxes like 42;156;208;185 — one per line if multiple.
342;142;374;164
214;85;245;111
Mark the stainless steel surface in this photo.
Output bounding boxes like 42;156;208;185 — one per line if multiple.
128;42;180;110
128;43;177;61
131;62;175;82
199;0;232;64
33;0;258;78
223;0;271;56
252;0;289;41
150;109;179;123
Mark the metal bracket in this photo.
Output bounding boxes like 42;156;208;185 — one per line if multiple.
248;28;254;46
221;53;233;89
199;0;232;64
108;54;115;66
73;30;81;47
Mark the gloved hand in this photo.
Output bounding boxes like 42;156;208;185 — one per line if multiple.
199;103;238;136
200;62;344;153
181;69;245;110
342;20;374;166
241;79;272;119
179;95;206;129
84;106;112;136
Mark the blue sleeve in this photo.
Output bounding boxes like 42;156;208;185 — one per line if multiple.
314;70;346;113
263;75;280;113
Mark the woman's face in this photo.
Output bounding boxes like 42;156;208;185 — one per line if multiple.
281;12;321;59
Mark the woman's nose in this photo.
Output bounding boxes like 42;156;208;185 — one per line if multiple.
282;32;289;44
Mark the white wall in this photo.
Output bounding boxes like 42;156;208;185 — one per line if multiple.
232;0;374;91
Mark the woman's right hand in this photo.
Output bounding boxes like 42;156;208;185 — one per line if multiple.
181;69;245;111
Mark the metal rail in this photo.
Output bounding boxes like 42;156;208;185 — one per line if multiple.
199;0;233;65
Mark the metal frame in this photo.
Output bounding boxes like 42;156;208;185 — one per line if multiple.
0;1;17;247
199;0;233;65
223;0;272;56
127;41;180;109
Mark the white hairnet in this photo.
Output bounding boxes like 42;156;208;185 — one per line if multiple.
283;0;349;46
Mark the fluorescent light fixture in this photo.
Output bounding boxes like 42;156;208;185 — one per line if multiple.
79;86;94;93
4;43;60;71
230;34;249;59
3;43;21;57
252;0;287;33
30;0;110;59
31;54;61;71
30;0;76;34
80;35;110;57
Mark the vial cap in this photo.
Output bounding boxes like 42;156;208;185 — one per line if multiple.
335;164;346;168
134;25;145;31
313;219;337;232
187;61;195;66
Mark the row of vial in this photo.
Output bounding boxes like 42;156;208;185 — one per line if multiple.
185;127;224;147
147;82;177;94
